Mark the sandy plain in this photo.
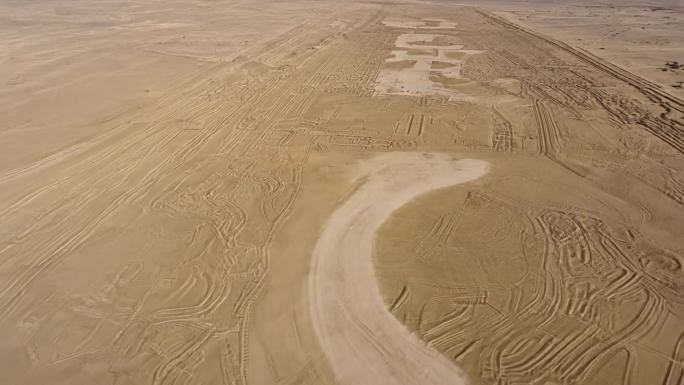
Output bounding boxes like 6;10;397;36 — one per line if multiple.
482;0;684;99
0;1;683;385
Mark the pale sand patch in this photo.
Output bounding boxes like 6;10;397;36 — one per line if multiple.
309;152;489;385
382;18;458;29
374;32;484;99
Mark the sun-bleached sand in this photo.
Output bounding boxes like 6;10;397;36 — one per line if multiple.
310;153;488;385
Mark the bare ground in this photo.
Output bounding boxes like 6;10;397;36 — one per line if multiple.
0;1;682;385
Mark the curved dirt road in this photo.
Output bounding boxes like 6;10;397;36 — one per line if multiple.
309;152;489;385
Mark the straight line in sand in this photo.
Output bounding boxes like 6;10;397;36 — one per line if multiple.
309;152;489;385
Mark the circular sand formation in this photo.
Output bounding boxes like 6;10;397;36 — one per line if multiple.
309;152;489;385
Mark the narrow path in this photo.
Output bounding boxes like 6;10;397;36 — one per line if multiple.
309;152;489;385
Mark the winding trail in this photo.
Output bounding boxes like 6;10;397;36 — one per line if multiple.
309;152;489;385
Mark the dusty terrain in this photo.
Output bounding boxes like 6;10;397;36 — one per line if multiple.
483;0;684;98
0;1;682;385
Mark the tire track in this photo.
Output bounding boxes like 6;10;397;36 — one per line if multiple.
491;107;513;153
479;9;684;154
532;98;562;156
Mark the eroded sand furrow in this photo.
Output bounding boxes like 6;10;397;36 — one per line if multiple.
309;152;488;385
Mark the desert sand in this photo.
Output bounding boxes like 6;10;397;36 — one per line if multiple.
479;0;684;98
310;153;487;385
0;1;682;385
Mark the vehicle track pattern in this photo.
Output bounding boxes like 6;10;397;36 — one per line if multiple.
0;8;395;385
478;9;684;155
1;4;682;385
377;189;683;385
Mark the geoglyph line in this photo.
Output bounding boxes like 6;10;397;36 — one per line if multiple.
309;152;489;385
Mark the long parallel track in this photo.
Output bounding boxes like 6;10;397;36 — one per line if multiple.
478;9;684;155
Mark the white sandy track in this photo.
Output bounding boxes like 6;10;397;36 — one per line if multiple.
309;152;489;385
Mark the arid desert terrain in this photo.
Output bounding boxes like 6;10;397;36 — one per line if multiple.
0;1;683;385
